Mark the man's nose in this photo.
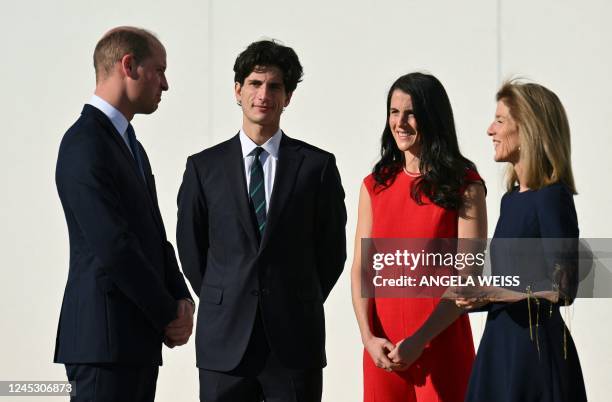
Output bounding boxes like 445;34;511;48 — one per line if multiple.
257;84;270;100
161;74;169;91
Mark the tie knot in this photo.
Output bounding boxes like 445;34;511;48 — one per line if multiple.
252;147;264;158
126;124;136;139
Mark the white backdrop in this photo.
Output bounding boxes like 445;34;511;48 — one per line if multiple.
1;0;611;401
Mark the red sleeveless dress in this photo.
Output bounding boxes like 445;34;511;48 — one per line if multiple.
362;169;482;402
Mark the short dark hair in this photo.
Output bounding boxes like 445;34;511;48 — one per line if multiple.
233;40;303;93
93;26;162;82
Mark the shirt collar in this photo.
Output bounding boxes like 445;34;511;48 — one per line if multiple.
87;94;130;136
239;128;282;159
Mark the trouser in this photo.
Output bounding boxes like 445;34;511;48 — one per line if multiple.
65;363;159;402
199;309;322;402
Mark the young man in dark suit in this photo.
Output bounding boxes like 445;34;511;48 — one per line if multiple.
177;40;347;402
54;26;194;402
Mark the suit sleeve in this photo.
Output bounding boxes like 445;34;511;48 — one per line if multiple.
56;140;177;332
138;144;193;301
164;241;193;300
315;154;347;301
176;156;209;297
535;184;580;305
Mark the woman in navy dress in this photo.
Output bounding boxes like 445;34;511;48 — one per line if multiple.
460;81;587;402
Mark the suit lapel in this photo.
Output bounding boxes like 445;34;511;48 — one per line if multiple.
260;134;303;250
86;106;148;189
139;147;166;235
222;135;260;249
83;105;165;235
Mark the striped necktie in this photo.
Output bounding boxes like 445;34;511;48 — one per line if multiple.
249;147;266;238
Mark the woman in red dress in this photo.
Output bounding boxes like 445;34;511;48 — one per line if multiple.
351;73;487;402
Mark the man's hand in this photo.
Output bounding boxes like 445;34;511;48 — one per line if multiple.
364;336;406;372
387;336;426;371
164;299;195;348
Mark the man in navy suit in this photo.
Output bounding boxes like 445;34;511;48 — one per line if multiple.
54;26;194;402
177;40;347;402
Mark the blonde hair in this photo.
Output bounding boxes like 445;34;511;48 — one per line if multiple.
93;26;162;82
496;80;576;194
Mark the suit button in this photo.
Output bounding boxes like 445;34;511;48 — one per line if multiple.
250;290;260;296
261;288;270;296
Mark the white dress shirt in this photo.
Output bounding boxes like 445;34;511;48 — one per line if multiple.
87;94;134;157
239;129;282;213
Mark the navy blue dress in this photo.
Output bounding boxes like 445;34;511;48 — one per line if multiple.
465;183;587;402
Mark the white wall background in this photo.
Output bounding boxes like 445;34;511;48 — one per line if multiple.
1;0;611;400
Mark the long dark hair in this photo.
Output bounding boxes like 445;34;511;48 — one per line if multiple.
373;72;477;210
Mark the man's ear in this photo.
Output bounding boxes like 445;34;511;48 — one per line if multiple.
284;91;293;107
120;54;138;79
234;81;243;105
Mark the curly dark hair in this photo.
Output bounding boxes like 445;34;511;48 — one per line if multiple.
373;72;479;210
233;40;303;94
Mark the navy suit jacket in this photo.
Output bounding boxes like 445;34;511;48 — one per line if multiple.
54;104;191;365
177;134;346;371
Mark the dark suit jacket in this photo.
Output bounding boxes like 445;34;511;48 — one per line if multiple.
54;104;191;365
177;133;346;371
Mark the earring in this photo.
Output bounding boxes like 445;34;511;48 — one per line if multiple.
237;101;242;107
